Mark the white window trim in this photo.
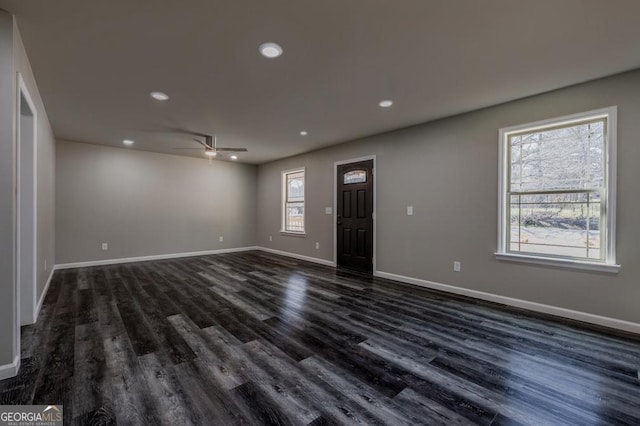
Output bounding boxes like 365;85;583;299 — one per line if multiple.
496;106;620;273
281;167;306;236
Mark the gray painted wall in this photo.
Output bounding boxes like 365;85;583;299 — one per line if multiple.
13;21;56;309
0;9;16;366
56;140;257;264
257;69;640;324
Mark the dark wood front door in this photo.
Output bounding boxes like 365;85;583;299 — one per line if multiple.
337;160;374;273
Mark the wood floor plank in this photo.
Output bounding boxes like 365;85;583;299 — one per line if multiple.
121;266;196;365
71;321;108;420
103;334;162;426
169;315;247;390
2;250;640;425
137;353;196;426
170;359;251;425
297;354;425;425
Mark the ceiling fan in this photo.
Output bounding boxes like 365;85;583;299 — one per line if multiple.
173;130;247;159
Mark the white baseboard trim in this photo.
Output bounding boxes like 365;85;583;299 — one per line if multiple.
33;267;56;323
256;247;335;267
0;355;20;381
54;246;260;270
374;270;640;335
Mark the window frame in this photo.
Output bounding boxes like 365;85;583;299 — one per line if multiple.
281;167;306;235
496;106;620;273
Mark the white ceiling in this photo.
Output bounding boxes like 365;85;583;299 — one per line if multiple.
2;0;640;164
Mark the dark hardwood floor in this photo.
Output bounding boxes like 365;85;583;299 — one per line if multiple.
1;251;640;425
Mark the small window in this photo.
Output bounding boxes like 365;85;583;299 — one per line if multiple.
282;169;305;234
497;107;619;272
343;170;367;184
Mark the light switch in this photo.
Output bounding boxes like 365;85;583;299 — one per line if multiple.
407;206;414;216
325;207;333;215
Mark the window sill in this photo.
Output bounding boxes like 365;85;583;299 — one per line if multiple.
495;252;621;273
280;231;307;237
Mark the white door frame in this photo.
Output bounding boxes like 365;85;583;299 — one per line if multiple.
333;155;377;273
16;72;38;328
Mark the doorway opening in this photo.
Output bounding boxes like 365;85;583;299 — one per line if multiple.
334;157;375;273
17;74;37;326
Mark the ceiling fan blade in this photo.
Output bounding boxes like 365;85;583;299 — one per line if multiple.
213;147;248;152
191;138;211;149
172;148;206;150
166;127;211;138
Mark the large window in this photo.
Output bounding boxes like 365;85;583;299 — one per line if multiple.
282;168;305;234
497;107;619;272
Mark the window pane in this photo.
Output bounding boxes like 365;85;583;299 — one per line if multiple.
285;202;304;232
283;169;305;233
344;170;367;184
510;120;604;192
287;172;304;201
509;192;601;259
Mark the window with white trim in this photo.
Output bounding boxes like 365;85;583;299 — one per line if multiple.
282;168;305;234
497;107;618;271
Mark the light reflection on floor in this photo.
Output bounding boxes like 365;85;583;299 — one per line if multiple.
499;344;609;424
281;273;309;323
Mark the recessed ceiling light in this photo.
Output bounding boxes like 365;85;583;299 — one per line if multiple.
259;42;283;59
230;155;238;161
378;100;393;108
122;139;134;146
150;91;169;101
300;131;308;136
205;151;217;157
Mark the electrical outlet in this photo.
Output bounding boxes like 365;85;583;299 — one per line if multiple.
269;235;273;242
453;261;461;272
315;242;320;249
219;236;224;242
101;243;108;251
407;206;414;216
325;207;332;215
